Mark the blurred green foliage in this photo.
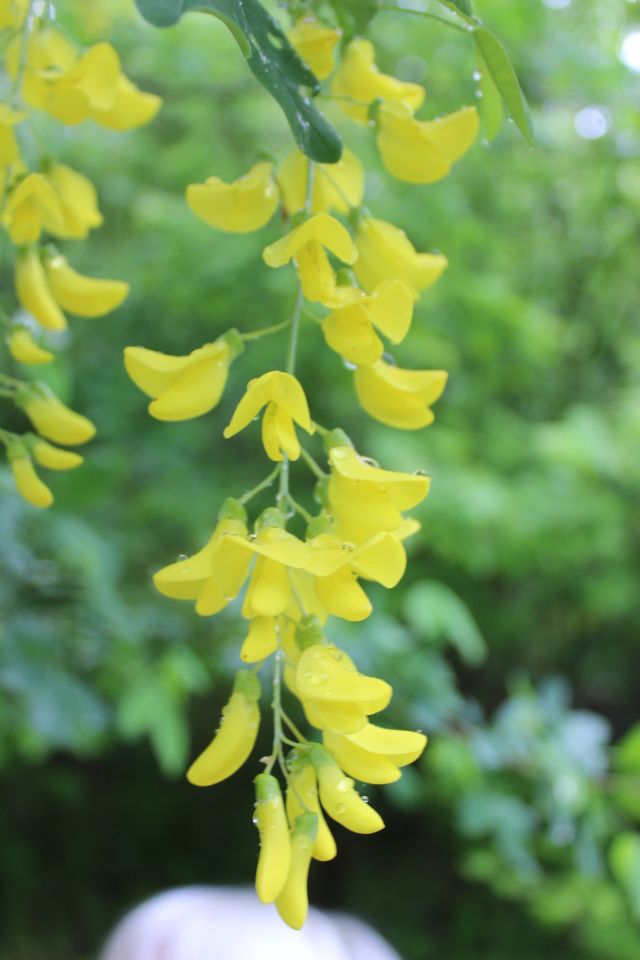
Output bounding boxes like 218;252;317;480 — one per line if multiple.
1;0;639;958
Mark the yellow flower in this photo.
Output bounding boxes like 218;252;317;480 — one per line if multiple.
321;278;414;365
2;173;66;245
6;28;76;112
152;500;252;616
288;17;341;80
311;745;384;833
15;247;66;331
239;512;312;618
224;370;313;461
327;441;430;543
323;723;427;784
275;812;318;930
187;670;261;786
354;358;448;429
8;328;54;365
0;0;28;29
277;148;364;216
354;217;447;300
187;162;280;233
254;773;291;904
42;164;104;240
286;760;336;862
7;444;53;509
331;38;424;123
125;330;243;422
31;438;83;470
240;616;279;663
45;253;129;317
377;101;479;184
89;74;162;131
262;213;357;304
293;642;391;734
0;104;25;167
40;42;121;125
15;383;96;446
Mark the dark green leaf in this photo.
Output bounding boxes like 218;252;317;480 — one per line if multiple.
134;0;342;162
474;26;533;145
441;0;474;16
328;0;379;38
476;49;504;142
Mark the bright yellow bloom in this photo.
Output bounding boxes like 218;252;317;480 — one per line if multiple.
331;38;424;123
224;371;313;461
2;173;66;245
321;278;414;365
31;439;83;471
15;247;66;331
43;165;104;240
239;514;312;618
153;501;252;616
277;148;364;216
288;17;341;81
294;642;391;735
240;616;278;663
254;773;291;904
275;812;318;930
323;723;427;784
328;441;430;542
125;330;242;422
187;670;261;786
0;104;25;167
187;162;280;233
377;101;479;184
354;217;447;300
8;445;53;509
286;761;336;862
8;328;53;365
311;745;384;833
45;253;129;317
262;213;357;304
89;74;162;131
16;383;96;446
0;0;28;29
354;358;448;429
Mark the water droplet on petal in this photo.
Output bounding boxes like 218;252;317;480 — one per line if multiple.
177;553;188;562
342;359;357;371
336;802;347;814
361;795;369;804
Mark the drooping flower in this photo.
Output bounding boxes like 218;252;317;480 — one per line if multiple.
31;438;83;471
2;173;66;245
321;278;414;365
288;17;341;80
323;723;427;784
377;101;479;184
45;252;129;316
42;164;104;239
254;773;291;904
331;38;424;123
354;358;448;429
88;73;162;131
125;330;243;421
15;246;66;330
275;812;318;930
277;148;364;216
0;0;28;30
8;328;54;365
187;162;280;233
15;382;96;446
7;443;53;508
354;217;447;300
285;759;336;862
262;213;357;304
311;744;385;832
187;670;261;786
224;370;313;461
0;104;25;167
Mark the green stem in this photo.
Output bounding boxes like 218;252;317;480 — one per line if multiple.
378;2;471;33
241;318;291;342
287;493;313;524
265;646;284;776
299;445;327;480
239;463;281;505
281;709;308;744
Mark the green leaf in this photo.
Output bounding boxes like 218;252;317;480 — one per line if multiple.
610;833;640;920
442;0;474;16
134;0;342;163
403;580;486;666
615;723;640;773
328;0;379;38
476;49;503;142
473;27;533;146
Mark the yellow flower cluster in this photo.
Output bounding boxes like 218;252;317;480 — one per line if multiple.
0;3;161;507
125;15;478;929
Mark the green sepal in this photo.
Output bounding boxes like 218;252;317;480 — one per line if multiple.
254;770;282;801
255;506;286;531
292;810;318;840
233;669;261;702
323;428;353;453
294;614;325;650
220;327;245;361
305;515;333;540
218;496;248;523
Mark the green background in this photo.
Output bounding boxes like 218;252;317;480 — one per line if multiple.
1;0;639;957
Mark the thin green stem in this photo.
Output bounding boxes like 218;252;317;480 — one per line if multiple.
281;710;308;744
378;2;471;33
239;463;281;505
265;646;284;776
285;285;304;377
287;493;313;524
299;445;327;480
301;304;322;325
241;318;291;342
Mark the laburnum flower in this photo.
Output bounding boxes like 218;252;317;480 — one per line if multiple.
354;358;448;429
288;17;341;81
0;0;27;29
275;811;318;930
187;162;280;233
7;28;161;130
42;164;103;240
15;246;66;331
262;213;357;303
187;670;261;786
277;148;364;216
7;435;83;509
355;217;447;300
254;773;291;904
286;758;336;863
327;440;430;543
14;382;96;446
8;328;53;365
377;101;479;184
2;172;66;244
0;104;25;167
224;370;313;461
125;330;243;422
331;38;424;124
321;278;414;365
310;744;385;832
323;723;427;784
45;252;129;316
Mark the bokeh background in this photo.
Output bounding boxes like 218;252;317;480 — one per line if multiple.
1;0;639;957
